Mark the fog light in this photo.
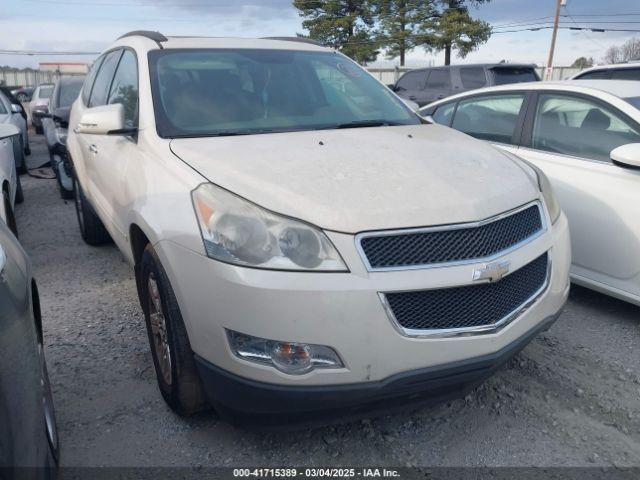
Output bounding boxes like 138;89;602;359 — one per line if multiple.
226;330;343;375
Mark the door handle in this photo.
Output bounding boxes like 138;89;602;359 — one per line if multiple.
89;144;98;154
409;95;417;100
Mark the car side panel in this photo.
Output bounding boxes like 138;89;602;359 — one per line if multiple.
0;226;50;467
516;147;640;300
0;136;16;212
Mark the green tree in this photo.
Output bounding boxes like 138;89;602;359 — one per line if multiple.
419;0;491;65
293;0;379;64
375;0;434;66
571;56;594;69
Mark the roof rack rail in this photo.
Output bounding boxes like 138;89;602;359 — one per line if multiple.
118;31;168;47
262;36;325;47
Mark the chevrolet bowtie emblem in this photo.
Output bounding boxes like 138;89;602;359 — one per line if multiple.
473;260;511;283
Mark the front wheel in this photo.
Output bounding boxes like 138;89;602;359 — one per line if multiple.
54;158;74;200
140;244;207;416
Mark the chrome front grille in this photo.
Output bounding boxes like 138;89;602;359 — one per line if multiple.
358;203;544;271
382;252;550;336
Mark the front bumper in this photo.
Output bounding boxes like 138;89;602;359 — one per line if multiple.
195;309;562;424
156;210;570;393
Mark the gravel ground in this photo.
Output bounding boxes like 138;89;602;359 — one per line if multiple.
14;136;640;468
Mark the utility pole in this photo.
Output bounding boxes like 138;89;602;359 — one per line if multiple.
545;0;565;80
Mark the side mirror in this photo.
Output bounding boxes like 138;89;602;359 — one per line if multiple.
74;104;126;135
10;104;22;114
422;114;435;123
611;143;640;169
386;84;396;91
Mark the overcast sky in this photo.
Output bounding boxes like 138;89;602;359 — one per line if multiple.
0;0;638;69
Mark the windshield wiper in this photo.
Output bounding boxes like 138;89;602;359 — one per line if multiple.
334;120;403;129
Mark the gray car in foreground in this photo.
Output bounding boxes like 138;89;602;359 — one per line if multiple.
0;221;59;476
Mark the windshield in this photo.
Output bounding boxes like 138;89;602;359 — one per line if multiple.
58;77;85;107
39;85;54;99
625;96;640;110
491;67;538;85
149;49;420;137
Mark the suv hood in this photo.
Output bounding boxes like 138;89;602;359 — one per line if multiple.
170;124;539;233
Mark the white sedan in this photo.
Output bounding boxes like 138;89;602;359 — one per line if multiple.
0;124;21;236
421;80;640;306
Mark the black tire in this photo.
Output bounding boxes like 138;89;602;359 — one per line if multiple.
3;189;18;237
73;175;111;245
24;143;31;156
140;244;207;416
57;174;74;200
15;174;24;204
53;157;73;200
35;125;43;135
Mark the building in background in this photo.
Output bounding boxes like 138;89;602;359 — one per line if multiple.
38;62;88;75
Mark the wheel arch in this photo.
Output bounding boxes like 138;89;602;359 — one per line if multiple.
130;223;152;302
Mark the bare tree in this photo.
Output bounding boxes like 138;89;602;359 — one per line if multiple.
604;45;623;64
621;37;640;62
604;37;640;64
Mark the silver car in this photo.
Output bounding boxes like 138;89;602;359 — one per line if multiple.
29;83;54;134
0;91;29;173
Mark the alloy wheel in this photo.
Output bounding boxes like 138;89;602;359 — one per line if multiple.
147;273;172;385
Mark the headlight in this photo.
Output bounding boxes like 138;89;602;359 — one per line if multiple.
192;183;347;271
525;162;561;225
503;151;561;225
227;330;344;375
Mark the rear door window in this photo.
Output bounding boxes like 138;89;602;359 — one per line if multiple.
108;50;139;127
491;67;538;85
426;70;450;90
89;50;122;108
452;93;525;144
39;86;54;99
460;67;487;89
82;56;105;105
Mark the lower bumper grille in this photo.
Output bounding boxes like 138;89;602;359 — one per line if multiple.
383;252;549;335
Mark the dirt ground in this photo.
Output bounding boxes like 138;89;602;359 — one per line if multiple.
14;136;640;468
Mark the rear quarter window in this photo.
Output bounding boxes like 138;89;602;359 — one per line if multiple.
396;71;426;91
610;68;640;81
575;70;610;80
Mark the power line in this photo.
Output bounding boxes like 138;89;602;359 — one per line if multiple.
564;8;606;50
0;49;100;55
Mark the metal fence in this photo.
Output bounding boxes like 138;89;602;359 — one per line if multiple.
0;68;87;88
367;65;585;84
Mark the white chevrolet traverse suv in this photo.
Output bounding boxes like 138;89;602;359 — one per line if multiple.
67;32;571;423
